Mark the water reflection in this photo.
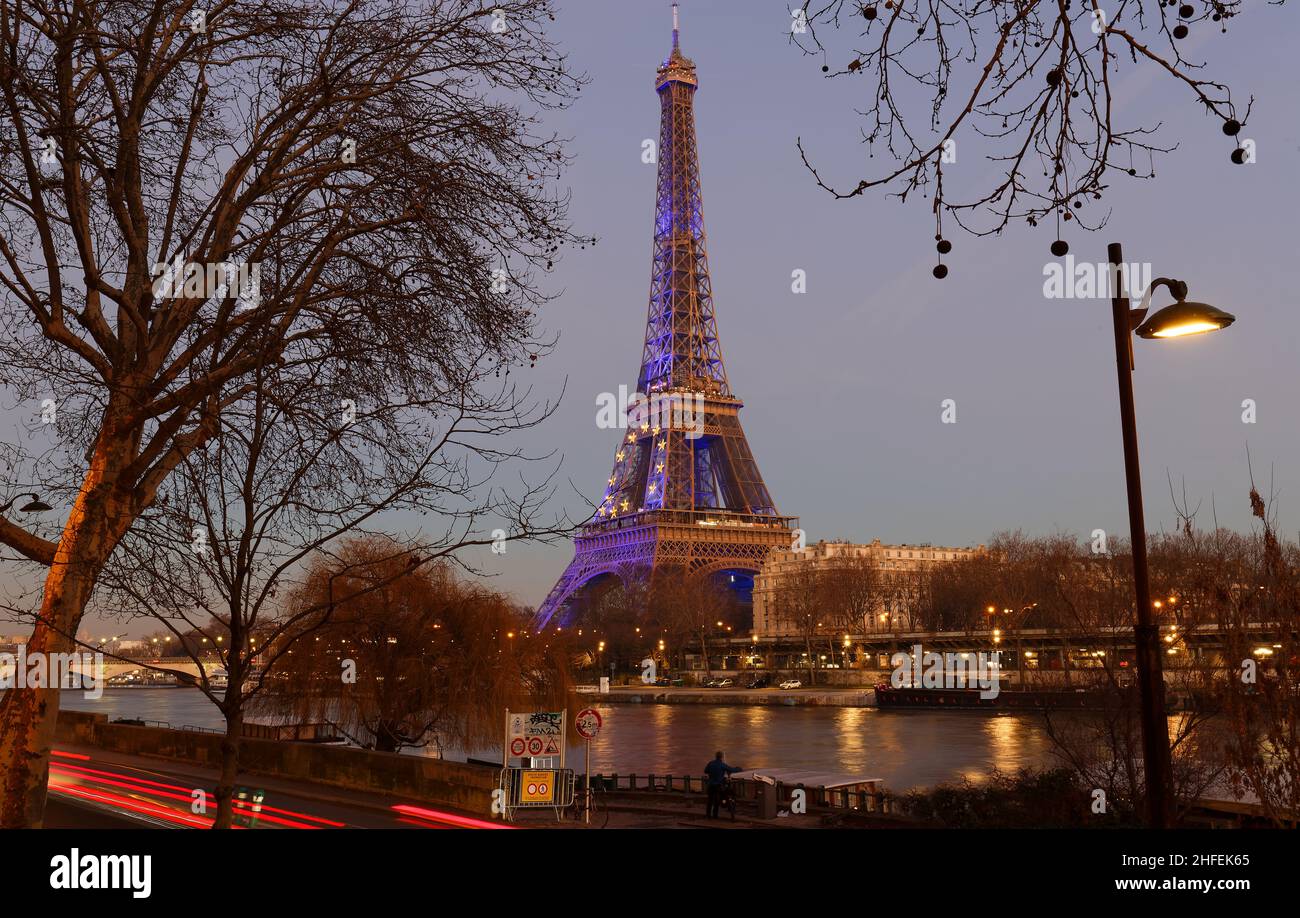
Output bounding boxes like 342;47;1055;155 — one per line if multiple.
60;689;1062;791
575;705;1058;791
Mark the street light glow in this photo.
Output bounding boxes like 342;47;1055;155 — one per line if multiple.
1148;320;1222;338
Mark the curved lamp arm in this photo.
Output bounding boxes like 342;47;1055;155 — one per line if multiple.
0;492;40;514
1130;277;1188;329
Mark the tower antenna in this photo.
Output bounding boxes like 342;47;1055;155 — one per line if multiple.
672;3;679;48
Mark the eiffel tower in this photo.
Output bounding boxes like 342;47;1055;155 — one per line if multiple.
535;6;797;629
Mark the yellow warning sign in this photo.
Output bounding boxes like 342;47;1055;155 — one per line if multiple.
519;770;555;803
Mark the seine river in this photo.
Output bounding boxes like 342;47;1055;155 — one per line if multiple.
60;688;1061;790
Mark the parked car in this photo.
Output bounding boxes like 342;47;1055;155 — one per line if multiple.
699;676;719;688
744;675;770;689
716;678;735;688
778;679;803;690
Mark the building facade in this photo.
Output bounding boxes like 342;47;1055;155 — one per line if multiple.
752;538;984;636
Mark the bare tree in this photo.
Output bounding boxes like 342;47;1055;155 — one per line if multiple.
96;343;566;827
653;567;737;676
822;551;882;634
259;538;571;760
770;562;839;684
907;528;1230;821
564;566;653;678
1216;482;1300;826
0;0;584;827
792;0;1266;267
880;567;929;631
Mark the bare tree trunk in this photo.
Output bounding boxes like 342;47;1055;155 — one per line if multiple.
374;720;402;753
0;459;127;827
212;702;244;830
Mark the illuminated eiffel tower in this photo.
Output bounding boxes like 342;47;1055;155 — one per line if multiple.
535;6;796;628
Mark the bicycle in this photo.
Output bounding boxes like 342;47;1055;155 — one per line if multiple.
572;776;610;828
720;776;737;821
704;775;738;821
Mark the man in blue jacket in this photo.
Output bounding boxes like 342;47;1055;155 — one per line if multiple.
703;751;739;819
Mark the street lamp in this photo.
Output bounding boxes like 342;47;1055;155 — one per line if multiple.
1106;242;1235;829
0;492;52;513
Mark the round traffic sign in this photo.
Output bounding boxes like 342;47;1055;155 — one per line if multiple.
527;736;545;756
575;708;603;739
509;737;526;756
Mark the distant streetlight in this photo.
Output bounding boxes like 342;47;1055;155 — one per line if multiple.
0;492;52;513
1104;242;1236;830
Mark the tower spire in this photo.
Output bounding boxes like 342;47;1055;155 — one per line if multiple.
672;3;679;49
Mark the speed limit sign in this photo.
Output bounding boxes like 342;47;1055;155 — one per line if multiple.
575;708;603;739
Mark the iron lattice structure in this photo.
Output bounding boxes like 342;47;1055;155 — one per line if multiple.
535;13;796;628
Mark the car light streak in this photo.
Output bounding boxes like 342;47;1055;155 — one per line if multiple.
50;761;342;828
391;803;513;829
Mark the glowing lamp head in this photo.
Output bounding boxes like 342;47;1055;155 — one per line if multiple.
1135;300;1235;340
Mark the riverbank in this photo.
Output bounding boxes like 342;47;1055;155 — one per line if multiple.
55;685;1063;790
582;686;875;707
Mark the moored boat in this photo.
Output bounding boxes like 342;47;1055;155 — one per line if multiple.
873;682;1141;710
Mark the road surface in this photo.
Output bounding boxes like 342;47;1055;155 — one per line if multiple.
45;744;508;830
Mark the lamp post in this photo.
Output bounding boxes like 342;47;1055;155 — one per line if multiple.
1106;242;1235;829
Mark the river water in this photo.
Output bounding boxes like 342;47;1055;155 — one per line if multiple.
59;688;1062;790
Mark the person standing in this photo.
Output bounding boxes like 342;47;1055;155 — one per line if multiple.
703;751;739;819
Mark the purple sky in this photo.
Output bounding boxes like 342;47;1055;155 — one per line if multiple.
479;1;1299;607
6;2;1296;637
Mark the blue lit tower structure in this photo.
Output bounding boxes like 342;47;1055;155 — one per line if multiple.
535;7;796;628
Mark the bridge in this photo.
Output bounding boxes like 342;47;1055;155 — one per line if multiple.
0;656;226;685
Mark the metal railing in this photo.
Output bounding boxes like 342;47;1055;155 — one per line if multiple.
583;772;898;814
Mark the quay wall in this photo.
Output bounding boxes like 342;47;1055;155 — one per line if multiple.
55;709;498;813
588;688;874;706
